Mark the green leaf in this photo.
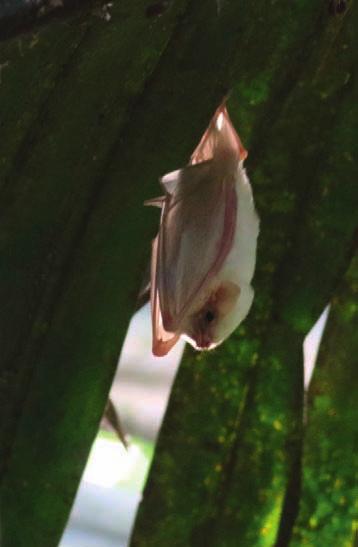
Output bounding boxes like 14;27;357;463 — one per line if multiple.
292;256;358;547
131;2;358;546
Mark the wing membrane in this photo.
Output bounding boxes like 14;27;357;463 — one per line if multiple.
157;162;237;332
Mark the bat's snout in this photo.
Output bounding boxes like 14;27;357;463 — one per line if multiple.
195;332;213;350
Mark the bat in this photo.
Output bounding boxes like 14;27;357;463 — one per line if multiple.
147;103;259;357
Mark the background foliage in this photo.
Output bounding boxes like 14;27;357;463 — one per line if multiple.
0;1;356;546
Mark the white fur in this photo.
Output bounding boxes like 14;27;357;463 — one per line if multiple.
214;163;259;343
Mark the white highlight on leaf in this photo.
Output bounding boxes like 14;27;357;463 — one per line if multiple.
83;438;144;488
303;304;330;391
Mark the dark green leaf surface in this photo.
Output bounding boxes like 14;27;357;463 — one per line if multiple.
0;0;356;546
291;256;358;547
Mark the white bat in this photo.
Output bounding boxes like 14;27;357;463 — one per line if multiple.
147;103;259;357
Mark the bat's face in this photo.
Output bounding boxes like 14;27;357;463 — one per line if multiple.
181;281;244;351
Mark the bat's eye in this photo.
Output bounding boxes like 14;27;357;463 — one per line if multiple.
205;310;215;323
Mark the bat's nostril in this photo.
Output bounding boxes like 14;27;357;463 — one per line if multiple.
196;333;212;349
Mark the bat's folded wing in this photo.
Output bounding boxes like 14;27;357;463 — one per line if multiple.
151;236;180;357
155;160;237;338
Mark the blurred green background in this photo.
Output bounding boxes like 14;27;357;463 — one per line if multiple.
0;1;356;546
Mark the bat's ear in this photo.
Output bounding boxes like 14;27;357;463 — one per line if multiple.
191;102;248;164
